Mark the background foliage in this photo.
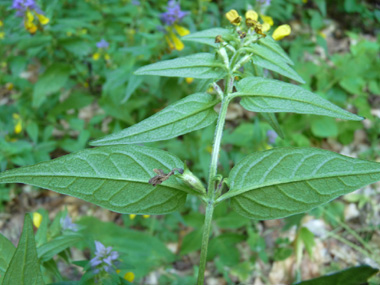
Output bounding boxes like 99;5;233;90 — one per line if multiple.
0;0;379;283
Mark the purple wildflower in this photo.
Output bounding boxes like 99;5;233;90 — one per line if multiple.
258;0;271;6
90;241;119;274
267;130;278;144
131;0;140;5
96;39;109;49
12;0;41;16
60;215;79;232
160;0;189;26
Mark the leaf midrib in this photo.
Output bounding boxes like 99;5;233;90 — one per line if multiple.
0;173;190;193
233;91;359;119
218;169;380;202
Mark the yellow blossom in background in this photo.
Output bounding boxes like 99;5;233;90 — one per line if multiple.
33;212;43;228
272;24;291;41
92;53;100;60
173;24;190;37
319;31;326;39
124;272;135;282
185;77;194;84
13;113;22;134
0;32;5;40
0;20;3;27
260;15;273;26
143;215;150;219
104;53;111;61
129;214;136;220
262;23;271;32
167;27;184;51
303;0;308;3
36;13;49;25
225;9;241;25
5;83;14;90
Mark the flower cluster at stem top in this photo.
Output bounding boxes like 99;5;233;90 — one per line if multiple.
225;9;291;41
159;0;190;51
12;0;49;34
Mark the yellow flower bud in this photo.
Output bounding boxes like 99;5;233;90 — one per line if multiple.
5;82;14;90
12;113;20;120
261;15;274;26
225;9;241;25
143;215;150;219
36;13;49;25
185;77;194;84
245;10;258;21
272;24;291;41
124;272;135;282
173;24;190;37
0;32;5;40
104;53;110;61
92;53;100;60
129;214;136;220
33;212;43;228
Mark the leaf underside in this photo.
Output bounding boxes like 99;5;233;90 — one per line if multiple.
258;36;294;66
0;145;190;215
134;53;226;79
225;147;380;220
182;28;231;47
91;93;218;146
236;77;363;121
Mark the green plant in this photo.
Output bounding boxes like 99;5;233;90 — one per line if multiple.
1;8;380;284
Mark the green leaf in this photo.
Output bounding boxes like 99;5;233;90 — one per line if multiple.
134;53;226;79
294;265;379;285
258;36;294;65
182;28;231;47
33;63;71;108
207;233;245;266
3;215;44;285
180;228;203;255
247;44;305;83
0;145;192;215
122;74;143;103
219;147;380;220
91;93;218;146
0;234;15;281
38;234;82;262
260;113;285;139
235;77;363;121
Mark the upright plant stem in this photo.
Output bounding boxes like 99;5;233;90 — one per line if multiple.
197;200;215;285
197;77;232;284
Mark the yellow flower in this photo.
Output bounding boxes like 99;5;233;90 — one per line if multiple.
261;15;274;26
262;23;271;32
33;212;43;228
26;10;34;23
129;214;136;220
185;77;194;84
0;32;4;40
143;215;150;219
225;9;241;26
272;24;291;40
124;272;135;282
165;35;175;50
168;30;184;51
92;53;100;60
173;24;190;37
66;31;73;37
104;53;111;61
0;20;3;27
36;13;49;25
245;10;258;21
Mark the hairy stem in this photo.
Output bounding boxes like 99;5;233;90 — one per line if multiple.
197;200;215;285
197;76;233;284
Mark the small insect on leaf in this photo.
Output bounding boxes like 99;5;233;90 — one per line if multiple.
148;168;184;186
